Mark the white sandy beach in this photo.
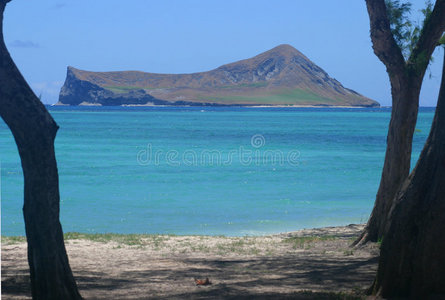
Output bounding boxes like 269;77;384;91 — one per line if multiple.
1;224;379;299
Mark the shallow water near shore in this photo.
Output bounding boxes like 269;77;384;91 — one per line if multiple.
0;107;434;236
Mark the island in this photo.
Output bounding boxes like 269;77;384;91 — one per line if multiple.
57;44;379;107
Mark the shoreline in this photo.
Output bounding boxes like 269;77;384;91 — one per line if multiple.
51;102;379;109
1;223;366;239
44;105;438;109
2;224;378;299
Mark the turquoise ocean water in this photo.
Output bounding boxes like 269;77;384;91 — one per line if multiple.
0;107;434;236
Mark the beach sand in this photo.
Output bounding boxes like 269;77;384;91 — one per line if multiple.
1;224;379;299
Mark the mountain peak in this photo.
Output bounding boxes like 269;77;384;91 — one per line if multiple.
268;44;300;54
259;44;306;61
218;44;310;72
58;45;379;107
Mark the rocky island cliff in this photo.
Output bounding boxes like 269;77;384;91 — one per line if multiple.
57;44;379;107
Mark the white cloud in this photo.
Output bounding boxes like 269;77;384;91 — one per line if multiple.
9;40;40;48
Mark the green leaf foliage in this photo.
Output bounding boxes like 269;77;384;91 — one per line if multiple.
439;34;445;46
385;0;413;56
385;0;433;60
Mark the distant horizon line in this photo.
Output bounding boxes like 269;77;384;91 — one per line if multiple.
42;104;437;109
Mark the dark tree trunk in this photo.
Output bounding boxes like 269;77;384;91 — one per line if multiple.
355;0;445;245
370;49;445;299
0;1;82;299
357;77;420;244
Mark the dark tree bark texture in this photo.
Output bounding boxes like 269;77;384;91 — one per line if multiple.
0;1;82;299
371;48;445;299
355;0;445;245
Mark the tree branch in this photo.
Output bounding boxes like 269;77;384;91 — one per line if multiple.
0;0;58;140
0;0;11;12
408;0;445;77
365;0;406;77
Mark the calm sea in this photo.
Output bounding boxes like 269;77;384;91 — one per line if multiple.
0;107;434;236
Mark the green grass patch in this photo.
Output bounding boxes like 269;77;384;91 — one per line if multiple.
63;232;175;246
64;232;145;245
202;88;338;105
272;88;338;104
215;237;260;255
104;85;172;94
1;235;26;244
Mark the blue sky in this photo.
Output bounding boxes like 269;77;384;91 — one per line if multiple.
3;0;444;106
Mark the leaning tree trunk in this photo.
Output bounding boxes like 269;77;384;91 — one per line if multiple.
357;77;420;244
354;0;445;246
0;1;82;299
370;49;445;298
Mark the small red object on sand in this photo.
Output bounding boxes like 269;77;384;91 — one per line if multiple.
195;278;211;285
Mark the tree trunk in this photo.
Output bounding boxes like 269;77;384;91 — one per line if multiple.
355;77;420;245
370;49;445;298
355;0;445;245
0;1;82;299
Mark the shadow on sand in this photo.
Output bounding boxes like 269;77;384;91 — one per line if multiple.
2;254;377;299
